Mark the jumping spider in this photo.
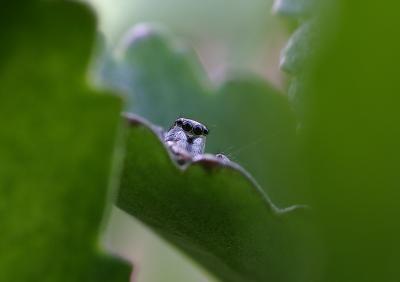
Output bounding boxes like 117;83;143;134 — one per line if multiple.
164;117;229;164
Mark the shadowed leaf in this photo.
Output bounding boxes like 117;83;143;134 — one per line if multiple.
0;2;131;281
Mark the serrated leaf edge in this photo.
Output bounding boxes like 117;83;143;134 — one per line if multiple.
122;112;308;216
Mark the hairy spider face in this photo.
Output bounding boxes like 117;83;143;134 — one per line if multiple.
163;116;229;163
174;118;209;137
164;117;208;157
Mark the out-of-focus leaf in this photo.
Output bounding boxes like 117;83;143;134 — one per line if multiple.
95;24;304;206
273;0;315;18
276;0;325;124
117;114;317;282
287;74;310;122
280;20;319;75
0;2;131;281
301;1;400;280
112;24;211;125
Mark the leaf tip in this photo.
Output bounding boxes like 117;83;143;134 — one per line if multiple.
116;23;169;58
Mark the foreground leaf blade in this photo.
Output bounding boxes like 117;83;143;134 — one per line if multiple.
0;2;131;281
117;115;317;282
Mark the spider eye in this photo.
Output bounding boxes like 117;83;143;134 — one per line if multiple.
175;119;183;127
193;125;203;135
182;122;193;132
203;127;209;135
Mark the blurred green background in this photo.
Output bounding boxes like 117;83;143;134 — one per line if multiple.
86;0;287;86
2;0;400;281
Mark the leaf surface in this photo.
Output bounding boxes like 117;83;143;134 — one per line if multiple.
117;114;316;282
0;2;131;281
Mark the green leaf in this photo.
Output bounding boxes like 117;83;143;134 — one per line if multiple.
0;2;130;281
300;1;400;280
117;114;317;282
95;25;305;206
281;21;318;120
280;19;320;75
111;24;210;125
272;0;315;18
